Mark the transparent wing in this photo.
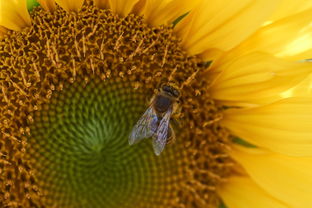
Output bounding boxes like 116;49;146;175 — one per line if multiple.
152;107;172;156
129;106;158;145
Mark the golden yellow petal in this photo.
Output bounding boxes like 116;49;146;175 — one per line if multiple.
281;71;312;98
94;0;109;9
218;176;288;208
270;0;312;22
0;0;31;31
231;8;312;61
37;0;56;11
175;0;279;57
135;0;200;26
199;48;224;61
0;25;8;36
231;146;312;208
209;52;312;105
55;0;84;12
107;0;140;16
222;97;312;156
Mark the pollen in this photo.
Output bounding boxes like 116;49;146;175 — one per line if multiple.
0;2;234;208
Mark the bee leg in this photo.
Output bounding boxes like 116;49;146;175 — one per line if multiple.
166;124;176;144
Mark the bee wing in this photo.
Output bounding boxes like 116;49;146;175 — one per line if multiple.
129;106;158;145
152;107;172;156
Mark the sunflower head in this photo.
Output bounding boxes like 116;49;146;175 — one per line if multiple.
2;0;312;208
0;1;235;207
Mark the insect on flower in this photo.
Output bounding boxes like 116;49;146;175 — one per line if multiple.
129;84;180;155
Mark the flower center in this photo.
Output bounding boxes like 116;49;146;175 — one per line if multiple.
27;78;190;208
0;2;233;208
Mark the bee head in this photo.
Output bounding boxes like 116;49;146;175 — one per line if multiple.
162;85;180;98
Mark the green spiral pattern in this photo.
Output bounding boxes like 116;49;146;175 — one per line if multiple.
26;77;187;208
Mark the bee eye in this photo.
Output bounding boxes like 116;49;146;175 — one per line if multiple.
162;85;170;92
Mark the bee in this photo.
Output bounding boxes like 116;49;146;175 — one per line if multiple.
129;84;180;155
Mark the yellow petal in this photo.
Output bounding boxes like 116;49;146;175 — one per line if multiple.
175;0;279;57
136;0;200;26
282;71;312;98
231;146;312;208
0;0;31;31
94;0;109;9
37;0;56;11
231;8;312;61
209;52;312;105
218;177;288;208
55;0;84;12
270;0;312;22
199;48;224;61
108;0;140;16
222;97;312;156
0;25;8;36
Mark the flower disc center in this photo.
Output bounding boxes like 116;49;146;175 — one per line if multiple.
26;78;188;208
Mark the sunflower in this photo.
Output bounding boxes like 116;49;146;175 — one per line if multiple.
1;0;312;207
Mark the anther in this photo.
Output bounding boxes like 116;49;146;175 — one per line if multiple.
51;42;60;64
90;58;95;74
180;68;201;89
168;66;178;82
150;53;156;61
1;85;9;103
71;57;76;79
46;40;51;60
119;72;124;77
142;34;160;54
21;69;31;88
74;38;81;58
82;34;86;57
129;39;144;60
99;37;105;60
203;115;223;127
114;32;124;50
32;63;41;82
161;44;169;67
127;66;136;75
3;132;20;143
131;31;139;42
10;79;27;96
8;41;14;55
87;24;98;39
27;115;34;123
